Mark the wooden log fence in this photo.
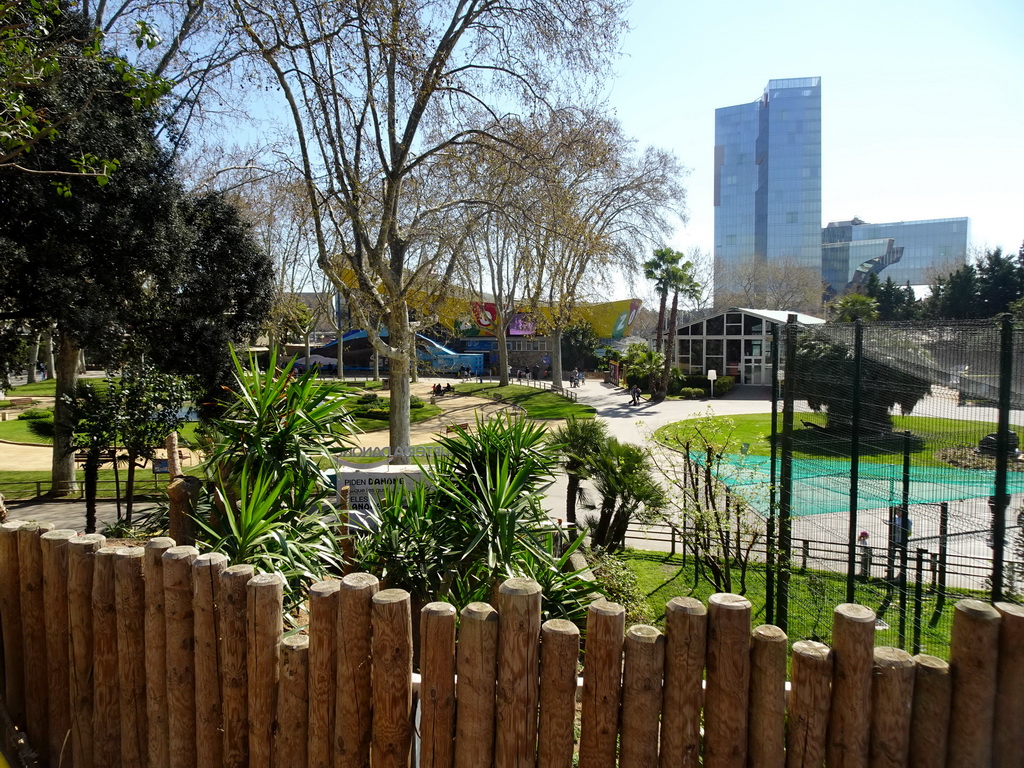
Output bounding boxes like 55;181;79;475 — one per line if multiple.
0;523;1022;767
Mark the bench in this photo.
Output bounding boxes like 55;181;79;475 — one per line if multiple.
10;397;33;407
445;422;469;435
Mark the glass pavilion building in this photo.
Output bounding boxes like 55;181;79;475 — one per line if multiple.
714;77;822;297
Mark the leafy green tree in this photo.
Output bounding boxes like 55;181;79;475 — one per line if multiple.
0;13;273;493
621;342;664;392
643;247;681;387
926;244;1024;319
105;363;193;524
68;381;117;533
829;293;879;322
561;322;600;371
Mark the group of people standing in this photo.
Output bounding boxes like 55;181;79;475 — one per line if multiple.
569;368;586;388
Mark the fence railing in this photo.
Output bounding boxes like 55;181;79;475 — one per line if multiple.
2;521;1022;767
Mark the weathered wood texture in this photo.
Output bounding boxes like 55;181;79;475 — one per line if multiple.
947;599;1000;768
219;563;254;768
495;579;543;768
307;579;339;768
660;596;707;768
537;619;579;768
248;572;285;768
144;536;175;768
703;593;751;768
826;603;876;768
17;522;53;751
786;641;833;768
163;545;199;768
276;634;310;768
869;647;915;768
194;551;227;768
578;599;625;768
908;654;950;768
419;601;457;768
114;547;147;768
41;528;76;767
620;624;664;768
994;602;1024;768
68;533;105;768
748;624;787;768
92;546;122;768
336;572;379;768
455;602;499;768
370;588;413;768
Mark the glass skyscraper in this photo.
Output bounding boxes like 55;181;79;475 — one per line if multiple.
714;77;822;299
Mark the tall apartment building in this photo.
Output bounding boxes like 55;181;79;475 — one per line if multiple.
714;77;822;300
714;78;968;302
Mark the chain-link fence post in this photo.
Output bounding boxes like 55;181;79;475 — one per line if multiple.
777;315;798;633
846;319;863;603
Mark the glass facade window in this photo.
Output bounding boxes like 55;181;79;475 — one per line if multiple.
714;77;822;301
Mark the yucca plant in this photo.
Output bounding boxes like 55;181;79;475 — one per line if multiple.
549;417;608;526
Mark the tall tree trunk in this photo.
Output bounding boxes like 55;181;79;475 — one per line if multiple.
27;332;39;384
49;334;80;496
659;289;680;396
43;329;55;380
387;317;413;464
497;322;510;387
304;332;311;370
650;293;667;392
372;349;380;381
85;451;99;533
125;454;137;525
565;473;580;525
335;326;344;380
550;327;564;391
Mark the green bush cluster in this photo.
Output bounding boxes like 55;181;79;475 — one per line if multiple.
588;551;653;626
17;407;53;421
664;372;735;397
356;393;379;404
676;387;705;399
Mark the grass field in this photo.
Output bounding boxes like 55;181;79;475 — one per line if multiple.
622;548;958;660
654;412;1003;468
453;382;597;419
0;418;201;446
0;466;205;500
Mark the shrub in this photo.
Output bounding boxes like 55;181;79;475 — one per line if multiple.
589;551;653;626
362;407;389;420
410;395;424;409
356;393;379;404
677;388;705;399
17;408;53;420
713;376;735;397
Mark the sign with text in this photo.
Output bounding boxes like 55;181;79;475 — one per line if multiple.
336;466;426;512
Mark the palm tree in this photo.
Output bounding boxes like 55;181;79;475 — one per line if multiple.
658;261;700;398
585;438;666;552
643;247;682;391
549;417;609;526
830;293;879;322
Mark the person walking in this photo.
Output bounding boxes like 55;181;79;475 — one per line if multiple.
630;384;641;405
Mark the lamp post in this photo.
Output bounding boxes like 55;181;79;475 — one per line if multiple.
707;369;717;399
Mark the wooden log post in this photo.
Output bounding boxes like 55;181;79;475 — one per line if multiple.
826;603;876;768
994;602;1024;768
338;486;356;572
869;647;914;767
660;596;707;768
276;635;310;768
166;431;181;478
455;602;499;768
496;579;544;768
247;572;285;768
336;572;379;768
420;601;457;768
537;619;580;768
0;520;27;727
947;599;1000;767
219;563;254;768
307;579;339;768
748;624;787;768
144;537;175;768
194;552;227;768
578;598;625;768
786;640;833;768
703;593;752;768
620;625;664;768
370;588;414;768
68;532;106;768
163;545;199;768
92;547;123;768
114;547;147;768
166;475;201;546
908;655;950;768
41;528;76;767
17;521;53;751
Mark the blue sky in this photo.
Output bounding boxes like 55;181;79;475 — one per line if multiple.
607;0;1024;268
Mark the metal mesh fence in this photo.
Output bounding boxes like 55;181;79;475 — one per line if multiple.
646;318;1024;657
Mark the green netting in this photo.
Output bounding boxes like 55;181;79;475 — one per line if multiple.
700;453;1024;516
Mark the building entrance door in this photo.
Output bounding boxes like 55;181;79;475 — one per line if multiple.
743;357;765;386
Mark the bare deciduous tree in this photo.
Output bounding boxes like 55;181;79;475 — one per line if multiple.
716;257;824;315
228;0;629;458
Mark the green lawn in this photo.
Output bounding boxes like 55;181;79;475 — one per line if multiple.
654;413;1003;468
453;383;597;419
0;466;205;500
0;418;200;446
348;401;443;432
622;548;957;660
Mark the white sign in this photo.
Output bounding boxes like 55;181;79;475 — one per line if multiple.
336;466;426;512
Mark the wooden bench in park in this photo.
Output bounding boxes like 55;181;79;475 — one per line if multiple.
445;422;469;435
10;397;33;407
